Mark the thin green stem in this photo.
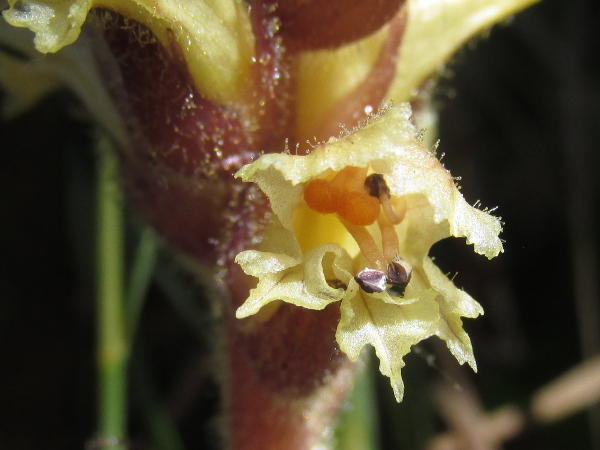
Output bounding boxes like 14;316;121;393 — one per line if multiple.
96;136;127;449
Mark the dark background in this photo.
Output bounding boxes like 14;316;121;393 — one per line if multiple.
1;0;599;448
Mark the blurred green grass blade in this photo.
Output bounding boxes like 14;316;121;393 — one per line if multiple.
126;226;158;344
335;355;381;450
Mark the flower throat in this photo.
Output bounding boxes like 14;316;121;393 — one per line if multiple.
303;166;412;295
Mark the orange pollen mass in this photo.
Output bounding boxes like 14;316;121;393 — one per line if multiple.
303;175;381;226
303;178;341;214
337;192;380;226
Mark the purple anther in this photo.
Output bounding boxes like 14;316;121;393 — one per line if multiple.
354;268;387;293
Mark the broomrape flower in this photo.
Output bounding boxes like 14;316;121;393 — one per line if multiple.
235;103;503;401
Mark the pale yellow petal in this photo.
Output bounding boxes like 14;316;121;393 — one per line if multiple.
388;0;541;101
3;0;91;54
235;164;306;232
450;197;504;259
395;194;451;266
294;22;391;139
337;281;439;401
423;257;483;370
236;243;352;318
236;220;302;276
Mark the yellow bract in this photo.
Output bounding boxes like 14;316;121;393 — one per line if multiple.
2;0;540;115
2;0;254;104
2;0;538;138
294;22;391;140
235;103;502;401
388;0;541;101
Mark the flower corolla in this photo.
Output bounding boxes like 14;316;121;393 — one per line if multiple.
235;103;503;401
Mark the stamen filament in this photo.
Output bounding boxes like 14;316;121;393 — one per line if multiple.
342;220;387;271
378;213;400;263
381;194;406;224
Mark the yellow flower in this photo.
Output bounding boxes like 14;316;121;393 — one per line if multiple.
2;0;253;103
235;103;502;401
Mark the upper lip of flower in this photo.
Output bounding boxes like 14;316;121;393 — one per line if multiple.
233;103;502;401
235;103;502;259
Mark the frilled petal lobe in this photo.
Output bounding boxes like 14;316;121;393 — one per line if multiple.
337;282;439;401
3;0;90;53
236;242;353;318
424;257;484;369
